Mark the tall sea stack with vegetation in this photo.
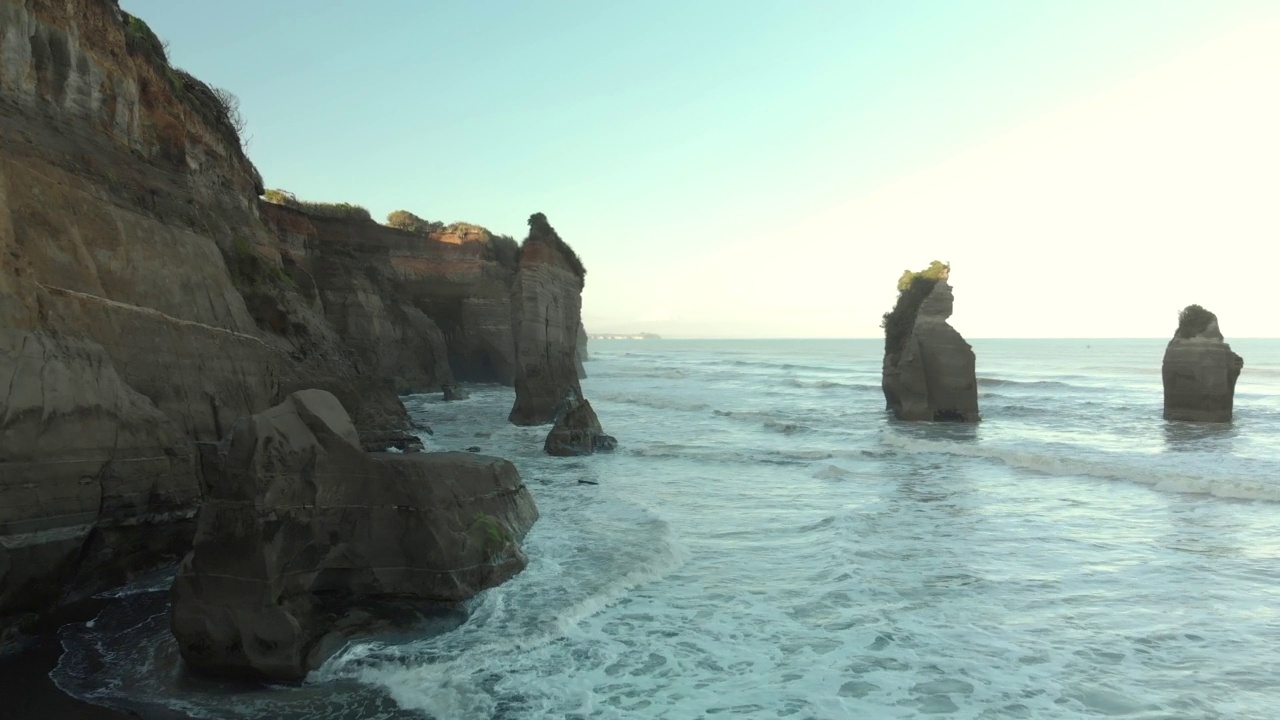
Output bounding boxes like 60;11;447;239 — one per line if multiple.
1162;304;1244;422
880;262;980;422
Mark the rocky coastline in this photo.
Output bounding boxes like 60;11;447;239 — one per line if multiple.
0;0;601;690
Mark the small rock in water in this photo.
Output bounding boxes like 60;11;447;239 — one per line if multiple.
578;479;599;485
442;383;470;402
465;446;482;453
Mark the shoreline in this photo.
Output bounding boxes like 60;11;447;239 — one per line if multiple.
1;596;142;720
0;633;142;720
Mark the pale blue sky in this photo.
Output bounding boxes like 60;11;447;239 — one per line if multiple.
124;1;1280;338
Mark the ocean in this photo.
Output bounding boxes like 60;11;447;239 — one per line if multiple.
51;338;1280;719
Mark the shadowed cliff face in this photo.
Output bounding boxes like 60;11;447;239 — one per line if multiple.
0;0;408;642
1163;311;1244;422
260;203;520;388
509;214;586;425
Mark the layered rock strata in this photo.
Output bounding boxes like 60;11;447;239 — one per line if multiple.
509;214;587;425
0;0;407;642
170;390;538;680
1162;307;1243;422
882;280;980;422
260;205;519;388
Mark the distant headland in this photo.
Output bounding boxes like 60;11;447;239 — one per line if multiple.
589;332;663;340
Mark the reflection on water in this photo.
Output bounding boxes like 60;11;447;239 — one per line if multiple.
1162;420;1238;453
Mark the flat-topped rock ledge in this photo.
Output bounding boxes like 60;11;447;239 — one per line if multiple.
170;390;538;681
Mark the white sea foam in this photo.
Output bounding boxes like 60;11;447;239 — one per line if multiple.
50;339;1280;719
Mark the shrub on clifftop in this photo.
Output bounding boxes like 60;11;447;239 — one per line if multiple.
386;210;445;233
263;189;373;222
882;261;950;360
525;213;586;278
1175;304;1217;339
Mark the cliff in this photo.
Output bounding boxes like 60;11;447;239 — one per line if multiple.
0;0;407;642
509;213;587;425
260;204;524;390
881;271;980;422
1162;305;1243;422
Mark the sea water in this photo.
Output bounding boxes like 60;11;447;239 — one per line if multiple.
52;339;1280;719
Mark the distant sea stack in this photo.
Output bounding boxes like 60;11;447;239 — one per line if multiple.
880;262;979;422
509;213;589;425
1162;304;1243;422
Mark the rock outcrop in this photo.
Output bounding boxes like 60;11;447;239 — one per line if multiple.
170;390;538;680
1163;306;1244;422
509;214;587;425
881;271;979;422
544;389;617;456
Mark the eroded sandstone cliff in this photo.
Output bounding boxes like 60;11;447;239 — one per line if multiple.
259;203;520;389
0;0;408;642
509;213;587;425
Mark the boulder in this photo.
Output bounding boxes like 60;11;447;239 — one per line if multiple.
442;383;470;401
170;390;538;681
1163;307;1243;422
509;214;586;425
544;390;618;457
882;278;979;422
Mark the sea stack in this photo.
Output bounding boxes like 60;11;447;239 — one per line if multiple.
509;213;589;425
170;390;538;681
881;262;979;422
1162;305;1243;422
544;389;618;456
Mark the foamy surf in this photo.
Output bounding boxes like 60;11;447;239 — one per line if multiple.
49;338;1280;719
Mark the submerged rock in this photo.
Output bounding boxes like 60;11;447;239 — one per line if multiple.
544;389;618;456
170;390;538;681
442;383;470;401
1163;305;1243;422
881;267;979;422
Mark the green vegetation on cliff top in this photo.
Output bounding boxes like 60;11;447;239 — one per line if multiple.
263;189;373;222
386;209;445;233
882;261;950;360
121;13;250;156
1175;304;1217;339
527;212;587;278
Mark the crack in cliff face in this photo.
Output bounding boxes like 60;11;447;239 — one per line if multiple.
1;332;30;429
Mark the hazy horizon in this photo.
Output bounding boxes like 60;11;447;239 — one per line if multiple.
124;0;1280;339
